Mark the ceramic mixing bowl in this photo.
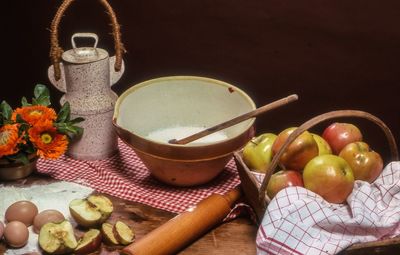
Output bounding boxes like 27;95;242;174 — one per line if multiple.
113;76;256;186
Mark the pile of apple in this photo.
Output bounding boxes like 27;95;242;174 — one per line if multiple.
243;123;384;204
38;194;135;254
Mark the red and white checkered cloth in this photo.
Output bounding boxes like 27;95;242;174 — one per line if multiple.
36;139;240;214
256;161;400;255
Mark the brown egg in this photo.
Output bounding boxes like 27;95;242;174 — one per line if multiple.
4;221;29;248
5;200;38;226
0;221;4;239
33;209;65;233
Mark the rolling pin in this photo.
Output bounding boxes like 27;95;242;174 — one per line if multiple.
121;186;242;255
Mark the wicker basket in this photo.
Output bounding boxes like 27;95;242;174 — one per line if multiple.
234;110;400;254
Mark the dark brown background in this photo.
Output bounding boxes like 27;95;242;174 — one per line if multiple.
3;0;400;161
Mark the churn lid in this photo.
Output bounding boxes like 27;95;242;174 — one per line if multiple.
62;33;108;64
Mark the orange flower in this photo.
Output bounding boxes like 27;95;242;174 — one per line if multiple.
0;124;22;157
28;120;68;159
12;105;57;126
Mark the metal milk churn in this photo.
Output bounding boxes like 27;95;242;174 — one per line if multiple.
48;33;125;160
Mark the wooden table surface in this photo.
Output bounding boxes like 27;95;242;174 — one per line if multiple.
0;173;258;255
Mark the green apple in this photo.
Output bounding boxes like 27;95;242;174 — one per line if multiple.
312;133;332;155
303;154;354;204
243;133;277;173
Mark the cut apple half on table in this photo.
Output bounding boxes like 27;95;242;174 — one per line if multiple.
75;229;102;254
113;221;135;245
101;222;120;245
69;194;113;228
87;195;114;222
39;220;77;254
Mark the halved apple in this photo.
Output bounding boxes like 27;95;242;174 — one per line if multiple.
75;229;102;254
113;221;135;245
101;223;119;245
69;195;113;228
38;220;77;254
87;195;114;222
69;199;102;228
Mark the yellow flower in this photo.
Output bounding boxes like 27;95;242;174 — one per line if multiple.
28;120;68;159
0;124;21;157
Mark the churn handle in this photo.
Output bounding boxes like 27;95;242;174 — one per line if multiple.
50;0;126;81
259;110;399;204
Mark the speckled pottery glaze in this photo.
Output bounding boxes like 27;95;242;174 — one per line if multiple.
48;33;124;160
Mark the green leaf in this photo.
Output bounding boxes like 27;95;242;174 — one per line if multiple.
34;84;49;98
54;122;83;136
19;124;30;134
69;117;85;124
63;127;83;140
0;101;13;120
26;148;35;155
15;114;24;123
32;95;50;106
6;152;30;165
57;102;71;123
33;84;51;106
15;115;28;129
24;143;35;154
72;126;84;136
21;96;31;106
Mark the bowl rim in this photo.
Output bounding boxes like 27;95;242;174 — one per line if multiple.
113;75;256;160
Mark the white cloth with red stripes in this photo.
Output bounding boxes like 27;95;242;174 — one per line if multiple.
256;161;400;255
37;139;241;214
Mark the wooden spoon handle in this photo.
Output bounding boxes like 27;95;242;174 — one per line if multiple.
170;94;299;145
121;187;242;255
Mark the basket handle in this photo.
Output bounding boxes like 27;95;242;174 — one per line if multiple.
259;110;399;204
49;0;126;81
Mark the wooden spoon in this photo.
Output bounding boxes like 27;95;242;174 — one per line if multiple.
169;94;298;145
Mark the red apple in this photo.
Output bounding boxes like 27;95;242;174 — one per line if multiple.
266;170;304;199
322;122;363;155
339;142;383;183
303;154;354;203
272;127;319;171
242;133;277;173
